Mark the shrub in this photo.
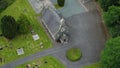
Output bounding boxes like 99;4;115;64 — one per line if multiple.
101;37;120;68
98;0;120;11
103;6;120;38
57;0;65;7
17;14;30;34
0;0;15;13
66;48;82;61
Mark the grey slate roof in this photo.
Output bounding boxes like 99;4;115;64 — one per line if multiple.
42;7;62;36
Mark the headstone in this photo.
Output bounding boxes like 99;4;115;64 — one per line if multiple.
32;62;35;65
26;64;31;68
17;48;24;55
0;58;4;63
31;30;34;33
40;42;44;48
0;47;3;50
0;58;2;63
32;34;40;41
9;43;13;49
5;45;8;48
0;34;2;37
40;46;44;48
44;61;47;64
35;65;38;67
23;9;27;13
40;42;43;45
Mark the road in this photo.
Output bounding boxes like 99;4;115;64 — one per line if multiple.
0;0;106;68
0;43;76;68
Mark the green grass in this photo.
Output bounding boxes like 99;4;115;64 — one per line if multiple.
66;48;82;61
0;0;52;66
15;56;66;68
54;4;62;9
82;62;101;68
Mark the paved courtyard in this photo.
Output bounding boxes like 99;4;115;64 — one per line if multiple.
52;10;106;68
51;0;86;18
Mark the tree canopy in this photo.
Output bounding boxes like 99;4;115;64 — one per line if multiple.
98;0;120;11
0;0;15;13
1;15;18;39
101;37;120;68
57;0;65;7
17;14;30;34
103;6;120;38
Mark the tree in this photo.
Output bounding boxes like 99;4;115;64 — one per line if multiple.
0;0;8;12
1;15;18;39
17;14;30;34
0;0;15;13
57;0;65;7
101;37;120;68
98;0;120;11
103;6;120;38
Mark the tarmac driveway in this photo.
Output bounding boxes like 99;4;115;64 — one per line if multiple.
52;10;106;68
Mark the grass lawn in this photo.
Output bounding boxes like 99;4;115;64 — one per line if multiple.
0;0;52;66
82;62;101;68
15;56;66;68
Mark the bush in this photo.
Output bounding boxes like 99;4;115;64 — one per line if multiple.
0;14;31;39
57;0;65;7
17;14;30;34
103;6;120;38
66;48;82;61
1;15;18;39
98;0;120;11
101;37;120;68
0;0;15;13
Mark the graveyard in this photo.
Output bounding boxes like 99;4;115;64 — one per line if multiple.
15;56;66;68
0;0;52;66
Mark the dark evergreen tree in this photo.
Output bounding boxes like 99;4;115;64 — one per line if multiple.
57;0;65;7
1;15;18;39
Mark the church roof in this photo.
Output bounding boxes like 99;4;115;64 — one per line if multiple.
42;7;63;36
